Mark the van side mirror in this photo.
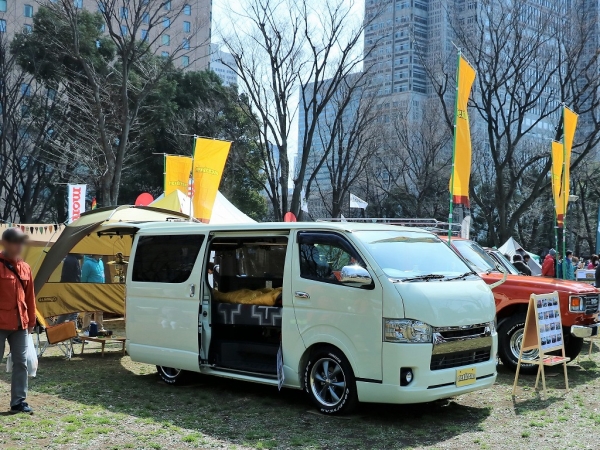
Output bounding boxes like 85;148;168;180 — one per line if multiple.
340;265;372;286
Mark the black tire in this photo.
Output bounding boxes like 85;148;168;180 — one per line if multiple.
562;331;584;361
498;314;538;375
304;346;358;415
157;366;188;385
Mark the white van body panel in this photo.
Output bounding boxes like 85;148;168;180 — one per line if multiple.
126;228;207;371
392;279;496;326
290;230;383;381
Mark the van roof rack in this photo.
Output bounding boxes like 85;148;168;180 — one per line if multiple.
316;217;462;236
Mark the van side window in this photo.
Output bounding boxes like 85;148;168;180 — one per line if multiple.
132;235;204;283
298;232;365;285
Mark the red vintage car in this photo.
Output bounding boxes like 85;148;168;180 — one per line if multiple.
441;237;599;373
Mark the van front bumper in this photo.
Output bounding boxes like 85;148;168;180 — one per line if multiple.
356;339;497;404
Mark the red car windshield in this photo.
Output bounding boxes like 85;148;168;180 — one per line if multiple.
453;240;499;273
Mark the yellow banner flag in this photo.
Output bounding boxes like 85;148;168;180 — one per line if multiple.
165;155;192;196
192;138;231;222
562;107;578;215
449;55;476;207
551;141;565;227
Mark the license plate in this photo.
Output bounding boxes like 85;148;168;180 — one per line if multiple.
456;367;476;387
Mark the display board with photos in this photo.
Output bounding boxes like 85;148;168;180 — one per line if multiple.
535;294;564;352
512;291;569;395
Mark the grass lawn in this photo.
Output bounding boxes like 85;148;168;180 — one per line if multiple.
1;322;600;449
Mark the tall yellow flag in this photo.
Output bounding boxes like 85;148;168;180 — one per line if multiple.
192;138;232;222
165;155;192;196
562;107;578;215
449;54;477;207
552;106;578;228
551;141;565;227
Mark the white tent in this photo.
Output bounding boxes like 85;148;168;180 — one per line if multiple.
498;237;542;275
150;190;256;224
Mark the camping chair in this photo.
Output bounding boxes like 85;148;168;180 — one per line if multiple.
36;321;78;360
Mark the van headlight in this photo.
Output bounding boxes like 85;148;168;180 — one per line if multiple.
384;319;432;343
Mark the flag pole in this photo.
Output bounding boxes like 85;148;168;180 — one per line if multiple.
189;135;196;222
448;49;461;244
163;153;166;193
561;105;567;279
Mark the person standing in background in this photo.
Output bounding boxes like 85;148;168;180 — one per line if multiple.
588;255;599;269
0;228;35;414
81;255;106;333
512;254;532;276
542;249;556;277
55;254;82;325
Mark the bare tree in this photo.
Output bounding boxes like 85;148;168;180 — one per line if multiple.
219;0;381;220
27;0;209;205
304;74;378;218
0;33;66;222
425;1;600;245
364;98;451;218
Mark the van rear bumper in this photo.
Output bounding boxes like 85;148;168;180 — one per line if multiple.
356;339;497;404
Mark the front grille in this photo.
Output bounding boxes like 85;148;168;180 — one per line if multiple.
584;295;600;315
438;327;486;340
430;348;491;371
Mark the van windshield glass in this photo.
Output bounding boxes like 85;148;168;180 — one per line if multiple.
452;240;498;273
355;231;474;280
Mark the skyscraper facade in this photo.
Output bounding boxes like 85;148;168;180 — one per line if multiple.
0;0;211;70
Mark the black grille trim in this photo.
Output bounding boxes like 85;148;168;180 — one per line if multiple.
430;348;491;371
438;327;486;339
584;295;599;315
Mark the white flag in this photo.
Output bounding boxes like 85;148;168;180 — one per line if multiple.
460;215;471;240
301;189;309;213
67;184;87;223
350;193;368;209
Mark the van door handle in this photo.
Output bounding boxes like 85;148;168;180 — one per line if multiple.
189;284;196;297
294;291;310;299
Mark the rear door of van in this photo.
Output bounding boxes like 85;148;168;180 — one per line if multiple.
126;230;207;371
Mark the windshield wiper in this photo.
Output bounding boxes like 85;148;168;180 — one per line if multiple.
396;274;446;282
446;271;478;281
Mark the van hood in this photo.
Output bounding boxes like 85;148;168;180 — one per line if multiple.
393;279;495;327
482;273;599;295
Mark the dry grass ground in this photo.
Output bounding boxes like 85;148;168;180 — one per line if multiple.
1;321;599;449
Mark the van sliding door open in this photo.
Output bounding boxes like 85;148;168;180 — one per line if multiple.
126;232;207;371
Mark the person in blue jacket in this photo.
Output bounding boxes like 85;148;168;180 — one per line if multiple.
81;255;106;333
81;255;105;283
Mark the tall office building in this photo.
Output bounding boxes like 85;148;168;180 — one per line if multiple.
0;0;211;70
209;44;238;86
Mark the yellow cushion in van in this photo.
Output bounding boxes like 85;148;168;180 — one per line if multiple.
212;287;282;306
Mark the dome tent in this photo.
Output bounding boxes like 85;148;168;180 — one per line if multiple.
32;205;189;325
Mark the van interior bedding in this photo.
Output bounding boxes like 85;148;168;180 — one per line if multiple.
207;236;287;375
211;287;282;306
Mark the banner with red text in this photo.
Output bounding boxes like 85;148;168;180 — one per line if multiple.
67;184;87;223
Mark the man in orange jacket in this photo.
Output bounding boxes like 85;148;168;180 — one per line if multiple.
542;249;556;278
0;227;36;414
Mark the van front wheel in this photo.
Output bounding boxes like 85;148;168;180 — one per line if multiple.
304;347;357;415
157;366;187;385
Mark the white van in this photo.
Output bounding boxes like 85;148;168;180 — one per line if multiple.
125;222;497;414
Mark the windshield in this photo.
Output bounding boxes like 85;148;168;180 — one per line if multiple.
488;251;520;275
355;231;474;279
452;240;499;273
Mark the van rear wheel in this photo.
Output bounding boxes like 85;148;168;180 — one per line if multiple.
157;366;187;385
304;347;357;415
